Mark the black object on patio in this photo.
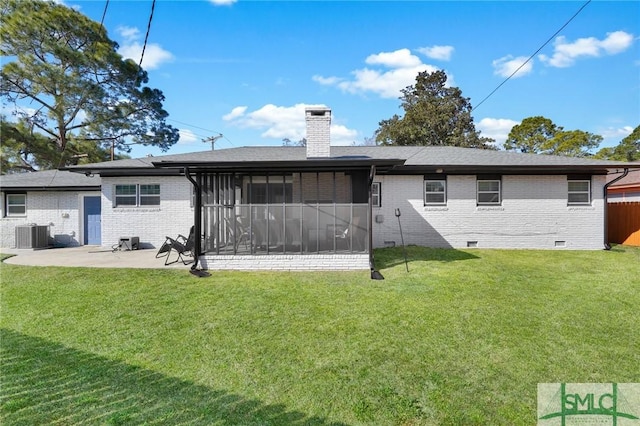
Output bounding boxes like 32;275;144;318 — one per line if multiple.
156;226;195;265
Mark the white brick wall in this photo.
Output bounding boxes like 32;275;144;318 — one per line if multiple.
201;254;369;270
1;190;99;248
372;174;606;250
101;176;194;249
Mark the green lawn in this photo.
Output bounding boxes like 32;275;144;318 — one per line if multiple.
1;246;639;425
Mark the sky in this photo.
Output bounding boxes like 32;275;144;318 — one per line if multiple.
13;1;640;158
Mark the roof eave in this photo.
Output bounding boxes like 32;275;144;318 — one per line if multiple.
151;158;406;173
390;164;627;175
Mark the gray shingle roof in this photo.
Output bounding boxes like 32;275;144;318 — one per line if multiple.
64;145;636;175
0;169;101;190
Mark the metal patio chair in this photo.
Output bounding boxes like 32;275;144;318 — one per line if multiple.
156;226;195;265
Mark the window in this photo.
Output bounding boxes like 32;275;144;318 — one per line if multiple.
140;184;161;205
372;182;381;207
424;180;446;205
5;193;26;216
477;179;501;205
114;184;160;207
568;180;590;205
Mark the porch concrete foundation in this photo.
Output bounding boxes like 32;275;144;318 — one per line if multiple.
200;254;369;271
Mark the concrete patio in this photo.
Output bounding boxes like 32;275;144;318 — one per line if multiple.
1;246;193;269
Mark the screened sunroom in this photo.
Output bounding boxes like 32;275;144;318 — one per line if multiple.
199;169;371;255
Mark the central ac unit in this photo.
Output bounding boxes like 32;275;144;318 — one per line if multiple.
15;225;50;249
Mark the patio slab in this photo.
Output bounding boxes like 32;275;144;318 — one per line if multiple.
1;246;193;269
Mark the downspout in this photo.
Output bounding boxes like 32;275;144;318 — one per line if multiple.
603;168;629;250
368;165;384;280
184;167;208;275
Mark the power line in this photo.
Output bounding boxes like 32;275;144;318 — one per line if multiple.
472;0;591;112
99;0;109;27
138;0;156;72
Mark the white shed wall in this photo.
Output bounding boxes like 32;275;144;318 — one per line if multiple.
372;174;606;250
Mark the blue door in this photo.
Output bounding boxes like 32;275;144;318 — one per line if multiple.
84;196;101;245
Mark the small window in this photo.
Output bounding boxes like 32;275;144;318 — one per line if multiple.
372;182;381;207
477;180;501;205
140;184;160;206
424;180;446;205
568;180;590;205
114;184;160;207
5;193;26;216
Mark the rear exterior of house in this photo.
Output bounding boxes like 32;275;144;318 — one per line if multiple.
6;107;635;271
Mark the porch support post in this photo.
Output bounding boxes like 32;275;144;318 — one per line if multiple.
368;165;384;280
185;167;206;274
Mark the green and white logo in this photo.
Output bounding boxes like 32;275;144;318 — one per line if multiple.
538;383;640;425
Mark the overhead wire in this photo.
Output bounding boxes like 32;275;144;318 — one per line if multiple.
99;0;109;27
472;0;591;112
138;0;156;73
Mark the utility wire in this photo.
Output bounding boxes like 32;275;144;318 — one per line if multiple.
99;0;110;27
165;118;236;147
472;0;591;112
138;0;156;72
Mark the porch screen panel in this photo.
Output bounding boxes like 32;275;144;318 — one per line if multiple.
351;171;369;203
284;204;303;253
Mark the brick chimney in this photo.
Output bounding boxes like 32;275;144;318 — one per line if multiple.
305;107;331;158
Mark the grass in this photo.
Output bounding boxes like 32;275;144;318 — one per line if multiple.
1;246;639;425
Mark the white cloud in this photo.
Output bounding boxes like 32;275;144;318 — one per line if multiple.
209;0;237;5
223;103;358;145
222;106;248;121
477;117;520;148
312;75;343;85
116;26;174;70
539;31;634;68
313;48;445;99
178;129;198;144
116;26;140;42
492;55;533;78
365;48;422;68
417;45;454;61
598;125;634;140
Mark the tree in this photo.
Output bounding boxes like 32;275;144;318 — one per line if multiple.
504;116;602;157
282;137;307;147
594;125;640;161
545;130;602;158
0;0;178;169
1;116;124;174
375;70;494;149
503;116;558;153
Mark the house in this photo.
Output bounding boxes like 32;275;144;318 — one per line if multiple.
0;170;101;248
606;167;640;246
2;107;637;274
607;167;640;202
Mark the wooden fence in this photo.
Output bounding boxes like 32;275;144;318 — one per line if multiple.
608;202;640;246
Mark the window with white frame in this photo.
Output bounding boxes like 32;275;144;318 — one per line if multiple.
567;180;591;205
372;182;381;207
5;193;26;216
114;184;160;207
139;184;161;205
424;179;446;205
477;179;501;205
